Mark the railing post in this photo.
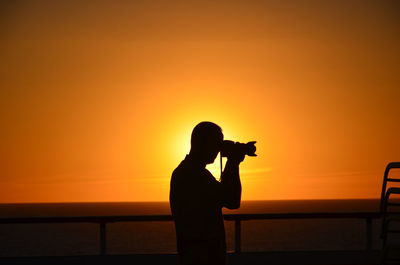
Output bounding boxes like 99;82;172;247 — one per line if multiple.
100;222;107;255
234;219;241;253
366;217;372;250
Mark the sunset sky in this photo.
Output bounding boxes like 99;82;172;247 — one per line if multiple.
0;0;399;203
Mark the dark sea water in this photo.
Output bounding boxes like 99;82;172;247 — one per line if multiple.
0;199;383;257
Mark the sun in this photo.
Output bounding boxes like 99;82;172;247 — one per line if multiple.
165;118;246;179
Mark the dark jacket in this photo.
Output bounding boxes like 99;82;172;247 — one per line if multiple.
170;155;241;265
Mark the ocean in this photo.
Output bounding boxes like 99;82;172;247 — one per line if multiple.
0;199;383;257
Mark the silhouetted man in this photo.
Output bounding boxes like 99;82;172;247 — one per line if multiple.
170;121;245;265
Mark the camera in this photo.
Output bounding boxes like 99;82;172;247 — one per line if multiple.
221;140;257;158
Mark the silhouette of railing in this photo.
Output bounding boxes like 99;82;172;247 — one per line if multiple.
0;212;381;255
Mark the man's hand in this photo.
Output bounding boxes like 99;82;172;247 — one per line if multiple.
227;144;245;164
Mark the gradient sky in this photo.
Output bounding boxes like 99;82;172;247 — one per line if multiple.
0;0;399;203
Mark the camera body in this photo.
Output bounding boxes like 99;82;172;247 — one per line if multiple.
221;140;257;158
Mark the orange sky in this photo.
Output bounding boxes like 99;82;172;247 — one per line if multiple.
0;0;399;203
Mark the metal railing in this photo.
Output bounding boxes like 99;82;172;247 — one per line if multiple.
0;212;381;255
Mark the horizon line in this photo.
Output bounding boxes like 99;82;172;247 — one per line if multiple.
0;197;381;205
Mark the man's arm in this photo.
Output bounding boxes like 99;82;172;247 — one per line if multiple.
220;155;244;209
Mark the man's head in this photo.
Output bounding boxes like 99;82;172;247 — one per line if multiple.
190;121;224;164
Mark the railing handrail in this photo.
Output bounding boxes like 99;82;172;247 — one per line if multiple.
224;212;381;220
0;211;381;224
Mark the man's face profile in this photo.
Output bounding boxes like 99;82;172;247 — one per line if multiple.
204;134;224;164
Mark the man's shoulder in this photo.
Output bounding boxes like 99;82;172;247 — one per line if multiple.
170;160;187;181
172;159;197;178
172;160;187;175
171;160;218;185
